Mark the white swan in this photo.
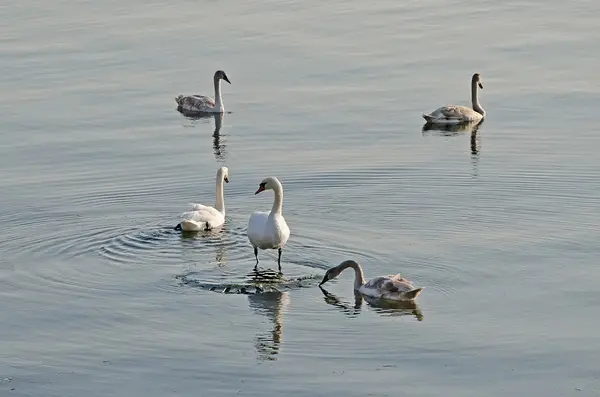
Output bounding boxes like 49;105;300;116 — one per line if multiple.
175;70;231;113
319;260;423;301
174;167;229;232
247;177;290;273
422;73;486;124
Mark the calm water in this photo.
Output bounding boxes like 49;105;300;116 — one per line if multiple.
2;0;600;396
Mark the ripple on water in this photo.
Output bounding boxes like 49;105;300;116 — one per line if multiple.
162;224;389;295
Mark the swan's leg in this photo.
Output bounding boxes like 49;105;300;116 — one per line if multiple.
278;248;282;273
253;247;259;270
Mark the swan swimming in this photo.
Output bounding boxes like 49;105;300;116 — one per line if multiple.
174;166;229;231
247;177;290;273
319;260;423;301
422;73;486;124
175;70;231;113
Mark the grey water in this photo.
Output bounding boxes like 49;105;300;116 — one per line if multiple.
1;0;600;396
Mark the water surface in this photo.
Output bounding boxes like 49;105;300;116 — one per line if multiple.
1;0;600;396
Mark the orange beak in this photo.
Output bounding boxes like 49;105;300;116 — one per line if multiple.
255;185;265;195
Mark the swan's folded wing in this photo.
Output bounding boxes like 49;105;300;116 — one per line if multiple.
439;105;477;120
177;95;215;111
181;207;220;223
390;274;408;282
247;212;269;244
189;203;210;212
364;277;393;290
365;276;414;294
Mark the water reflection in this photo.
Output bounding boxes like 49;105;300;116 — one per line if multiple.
211;112;226;163
247;291;289;361
319;287;423;321
422;120;483;175
421;119;483;136
178;110;227;162
178;224;229;267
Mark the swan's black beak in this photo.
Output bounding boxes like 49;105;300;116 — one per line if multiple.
224;176;229;183
223;75;231;84
478;82;483;89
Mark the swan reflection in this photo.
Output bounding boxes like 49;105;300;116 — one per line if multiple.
178;111;227;162
178;224;229;267
422;119;483;169
319;286;423;321
247;291;289;361
421;119;483;136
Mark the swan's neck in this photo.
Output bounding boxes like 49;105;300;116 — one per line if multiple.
338;260;366;290
215;175;225;213
213;76;223;110
269;180;284;216
471;80;485;117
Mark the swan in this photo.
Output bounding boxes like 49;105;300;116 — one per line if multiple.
174;166;229;232
422;73;485;124
319;260;423;301
175;70;231;113
247;177;290;273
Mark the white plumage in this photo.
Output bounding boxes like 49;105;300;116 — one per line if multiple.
247;177;290;273
175;167;229;232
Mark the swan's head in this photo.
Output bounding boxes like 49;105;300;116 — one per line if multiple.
319;266;342;286
472;73;483;89
218;166;229;183
215;70;231;84
254;177;279;195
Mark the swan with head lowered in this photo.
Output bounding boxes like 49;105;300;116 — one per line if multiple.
174;167;229;232
247;177;290;273
422;73;486;124
175;70;231;114
319;260;423;301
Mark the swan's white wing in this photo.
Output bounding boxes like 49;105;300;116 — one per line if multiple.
175;94;216;112
188;203;212;212
271;213;290;248
181;205;224;228
439;105;478;119
247;211;270;248
425;105;481;122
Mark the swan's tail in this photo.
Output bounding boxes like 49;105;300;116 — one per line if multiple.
422;114;435;123
177;219;204;232
404;287;424;300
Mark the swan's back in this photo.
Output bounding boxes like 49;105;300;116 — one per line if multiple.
423;105;482;124
176;94;216;113
361;274;422;301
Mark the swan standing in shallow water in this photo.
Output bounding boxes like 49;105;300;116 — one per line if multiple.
319;260;423;301
175;70;231;113
174;167;229;232
247;177;290;273
422;73;486;124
